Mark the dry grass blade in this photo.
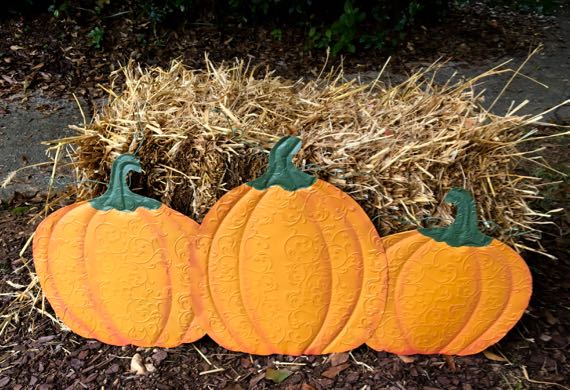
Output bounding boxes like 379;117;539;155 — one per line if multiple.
520;365;570;390
43;55;565;255
0;270;63;338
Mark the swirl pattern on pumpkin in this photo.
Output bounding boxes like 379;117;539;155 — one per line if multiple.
367;230;532;356
190;180;388;355
33;203;204;347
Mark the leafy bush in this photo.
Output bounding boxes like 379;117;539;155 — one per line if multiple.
309;0;452;55
308;1;366;54
87;26;104;48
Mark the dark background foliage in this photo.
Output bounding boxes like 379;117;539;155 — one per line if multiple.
4;0;562;55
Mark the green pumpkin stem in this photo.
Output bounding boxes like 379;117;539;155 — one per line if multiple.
419;188;492;247
248;136;316;191
90;154;161;211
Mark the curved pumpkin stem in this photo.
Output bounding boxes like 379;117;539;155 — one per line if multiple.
248;136;316;191
90;154;161;211
419;188;492;247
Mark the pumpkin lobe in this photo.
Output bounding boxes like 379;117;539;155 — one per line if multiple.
367;231;431;354
190;184;255;352
440;243;512;354
314;180;387;354
135;208;175;346
84;208;171;345
36;203;107;340
239;186;332;355
395;242;481;354
49;203;132;344
458;240;532;355
204;186;271;353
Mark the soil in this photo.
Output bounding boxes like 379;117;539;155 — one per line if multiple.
0;197;568;389
0;1;554;102
0;1;569;389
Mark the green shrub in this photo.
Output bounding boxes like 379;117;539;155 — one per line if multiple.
88;26;104;48
308;1;366;54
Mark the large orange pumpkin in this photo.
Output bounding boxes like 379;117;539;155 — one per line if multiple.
190;136;388;355
367;188;532;356
33;154;204;347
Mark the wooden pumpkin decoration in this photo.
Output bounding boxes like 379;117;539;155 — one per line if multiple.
367;188;532;356
32;154;204;347
190;136;388;355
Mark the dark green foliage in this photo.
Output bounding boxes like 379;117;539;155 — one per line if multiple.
5;0;563;54
3;0;52;18
87;26;104;48
270;28;283;41
226;0;453;55
4;0;452;54
308;1;366;55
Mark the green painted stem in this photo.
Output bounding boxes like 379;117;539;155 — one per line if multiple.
90;154;161;211
419;188;492;247
248;136;316;191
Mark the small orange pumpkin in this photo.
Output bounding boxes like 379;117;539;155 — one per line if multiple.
33;154;204;347
190;136;388;355
367;188;532;356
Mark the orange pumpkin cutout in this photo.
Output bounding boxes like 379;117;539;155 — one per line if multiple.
33;154;204;347
190;136;388;355
367;188;532;356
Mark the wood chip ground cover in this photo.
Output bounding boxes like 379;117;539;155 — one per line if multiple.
0;1;568;388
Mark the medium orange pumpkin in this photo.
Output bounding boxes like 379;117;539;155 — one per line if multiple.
367;188;532;356
190;136;388;355
33;154;204;347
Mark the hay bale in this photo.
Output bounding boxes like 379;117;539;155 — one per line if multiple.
54;58;558;255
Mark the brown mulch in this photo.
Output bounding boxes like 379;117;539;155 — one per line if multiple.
0;1;552;104
0;192;568;389
0;2;568;389
1;123;569;389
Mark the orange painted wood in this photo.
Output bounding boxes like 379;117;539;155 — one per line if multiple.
190;180;388;355
32;154;205;347
367;230;532;356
